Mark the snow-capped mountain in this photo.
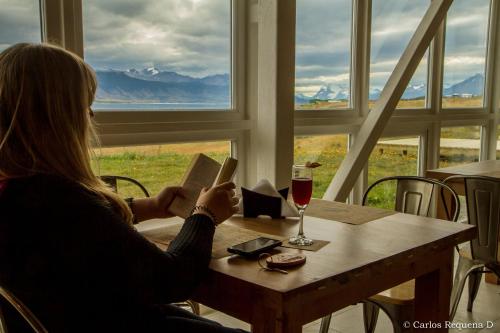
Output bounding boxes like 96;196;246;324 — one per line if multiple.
369;88;382;101
401;83;426;100
312;86;336;100
311;84;350;101
93;67;483;105
95;68;229;103
126;68;196;84
295;73;485;105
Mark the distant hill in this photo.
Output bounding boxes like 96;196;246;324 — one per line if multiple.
94;68;483;105
443;73;484;97
95;69;230;103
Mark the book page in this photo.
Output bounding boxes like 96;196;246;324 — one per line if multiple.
169;154;221;218
213;157;238;186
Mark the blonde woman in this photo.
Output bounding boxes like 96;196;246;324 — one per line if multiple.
0;43;246;333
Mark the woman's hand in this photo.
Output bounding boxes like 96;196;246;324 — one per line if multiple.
193;182;239;225
154;186;185;218
130;186;185;223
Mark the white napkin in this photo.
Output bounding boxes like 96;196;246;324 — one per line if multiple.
239;179;299;217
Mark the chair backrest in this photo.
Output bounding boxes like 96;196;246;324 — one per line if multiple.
444;175;500;264
363;176;460;222
100;175;150;197
0;286;48;333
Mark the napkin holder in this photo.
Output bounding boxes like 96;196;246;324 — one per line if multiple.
241;187;289;219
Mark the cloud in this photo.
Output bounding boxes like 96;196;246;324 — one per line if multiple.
82;0;231;77
442;0;490;83
0;0;41;51
0;0;491;94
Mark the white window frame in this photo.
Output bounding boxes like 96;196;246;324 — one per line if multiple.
40;0;251;186
294;0;500;202
36;0;500;196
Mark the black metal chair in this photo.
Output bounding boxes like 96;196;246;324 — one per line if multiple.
100;175;150;197
0;285;48;333
319;176;460;333
443;175;500;321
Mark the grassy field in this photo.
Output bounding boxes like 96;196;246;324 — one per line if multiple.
93;96;488;208
297;96;484;110
93;142;229;198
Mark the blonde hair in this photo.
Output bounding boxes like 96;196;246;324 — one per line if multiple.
0;43;133;223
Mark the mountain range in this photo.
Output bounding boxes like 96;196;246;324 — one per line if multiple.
93;67;484;105
95;67;230;103
295;73;485;104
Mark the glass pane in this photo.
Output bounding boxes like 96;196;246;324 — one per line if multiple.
370;0;429;109
295;0;352;110
367;136;420;209
442;0;490;108
0;0;41;52
83;1;231;111
93;141;230;198
440;126;480;167
294;135;348;198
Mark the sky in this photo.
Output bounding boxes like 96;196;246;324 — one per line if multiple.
0;0;491;96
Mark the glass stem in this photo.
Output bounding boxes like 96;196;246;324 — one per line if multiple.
298;209;305;237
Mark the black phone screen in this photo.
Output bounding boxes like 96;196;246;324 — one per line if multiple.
227;237;282;256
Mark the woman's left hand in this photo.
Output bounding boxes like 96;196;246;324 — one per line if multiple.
130;186;185;223
153;186;185;218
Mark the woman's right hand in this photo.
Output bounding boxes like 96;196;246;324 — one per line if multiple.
194;182;239;225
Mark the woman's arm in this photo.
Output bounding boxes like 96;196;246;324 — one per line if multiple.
129;186;184;223
49;190;215;305
46;179;237;306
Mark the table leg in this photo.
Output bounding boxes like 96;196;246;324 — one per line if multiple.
414;248;453;332
251;307;301;333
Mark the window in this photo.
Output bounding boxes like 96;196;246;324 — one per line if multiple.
442;0;490;108
93;141;231;197
440;126;481;167
0;0;41;52
367;136;420;209
370;0;429;109
83;0;232;111
294;135;348;198
295;0;352;110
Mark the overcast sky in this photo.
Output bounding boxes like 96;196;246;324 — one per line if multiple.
0;0;491;95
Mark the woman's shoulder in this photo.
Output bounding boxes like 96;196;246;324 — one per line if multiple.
4;174;100;206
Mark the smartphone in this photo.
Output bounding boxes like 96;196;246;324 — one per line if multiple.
227;237;282;257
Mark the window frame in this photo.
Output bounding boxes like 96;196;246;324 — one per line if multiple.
37;0;500;197
294;0;500;203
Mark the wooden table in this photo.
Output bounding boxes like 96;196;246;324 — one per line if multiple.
141;199;475;332
426;160;500;285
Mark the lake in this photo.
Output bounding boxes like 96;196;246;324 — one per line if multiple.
92;102;231;111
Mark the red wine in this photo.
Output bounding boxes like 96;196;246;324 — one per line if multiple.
292;178;312;206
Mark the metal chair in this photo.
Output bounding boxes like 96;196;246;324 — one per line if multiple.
100;175;150;197
319;176;460;333
443;175;500;321
0;285;48;333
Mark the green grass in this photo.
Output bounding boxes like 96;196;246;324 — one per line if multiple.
94;143;227;198
367;141;419;209
93;130;485;209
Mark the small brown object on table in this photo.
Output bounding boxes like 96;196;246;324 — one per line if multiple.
426;160;500;285
139;199;474;332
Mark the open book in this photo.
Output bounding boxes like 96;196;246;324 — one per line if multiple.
168;154;238;218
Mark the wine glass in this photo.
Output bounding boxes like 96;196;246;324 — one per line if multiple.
289;165;314;246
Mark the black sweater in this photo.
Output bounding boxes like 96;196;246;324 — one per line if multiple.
0;174;215;332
